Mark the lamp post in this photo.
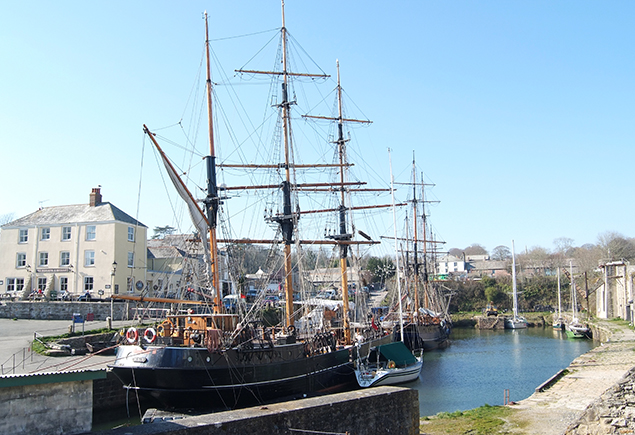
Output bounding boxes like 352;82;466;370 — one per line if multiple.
110;261;117;327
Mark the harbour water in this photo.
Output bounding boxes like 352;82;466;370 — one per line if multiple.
406;327;597;417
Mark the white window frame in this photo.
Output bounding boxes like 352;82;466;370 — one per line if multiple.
62;226;72;241
127;252;134;268
7;278;25;292
60;277;68;291
41;227;51;241
16;252;27;268
128;226;135;242
37;277;47;292
60;251;70;266
18;229;28;243
84;250;95;267
86;225;96;241
84;276;94;291
39;252;49;267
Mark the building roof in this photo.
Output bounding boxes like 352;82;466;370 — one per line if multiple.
2;203;146;228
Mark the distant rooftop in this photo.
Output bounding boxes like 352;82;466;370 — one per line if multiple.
2;202;146;228
2;187;146;228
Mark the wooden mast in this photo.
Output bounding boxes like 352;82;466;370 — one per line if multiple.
203;11;222;314
411;154;421;316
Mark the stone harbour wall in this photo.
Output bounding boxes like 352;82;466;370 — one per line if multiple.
565;367;635;435
92;386;420;435
0;301;129;321
0;380;94;435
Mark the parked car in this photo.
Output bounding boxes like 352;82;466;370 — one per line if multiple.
223;294;246;312
316;289;337;300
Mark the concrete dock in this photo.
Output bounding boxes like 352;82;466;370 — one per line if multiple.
507;319;635;434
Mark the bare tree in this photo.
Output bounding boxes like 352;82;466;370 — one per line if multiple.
0;213;15;226
491;245;511;261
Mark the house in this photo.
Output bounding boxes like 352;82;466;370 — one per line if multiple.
0;188;147;299
436;255;466;275
146;235;233;299
596;260;634;322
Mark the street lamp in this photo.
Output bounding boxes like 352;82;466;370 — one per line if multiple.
110;261;117;327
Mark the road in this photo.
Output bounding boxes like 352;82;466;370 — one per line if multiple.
0;318;135;376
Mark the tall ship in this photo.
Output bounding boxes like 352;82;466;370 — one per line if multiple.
390;156;451;351
109;2;394;410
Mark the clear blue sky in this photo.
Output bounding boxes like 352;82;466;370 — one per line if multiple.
1;1;633;256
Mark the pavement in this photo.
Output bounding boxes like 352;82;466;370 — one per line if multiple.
0;318;136;376
505;319;635;434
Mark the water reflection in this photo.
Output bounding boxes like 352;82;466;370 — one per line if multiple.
405;327;596;417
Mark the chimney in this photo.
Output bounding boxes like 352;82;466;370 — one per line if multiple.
89;187;102;207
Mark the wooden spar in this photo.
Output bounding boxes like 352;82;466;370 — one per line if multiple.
299;202;406;215
236;69;329;79
111;294;209;306
336;61;350;344
217;238;379;245
204;12;222;314
143;126;209;229
218;163;352;169
221;181;365;191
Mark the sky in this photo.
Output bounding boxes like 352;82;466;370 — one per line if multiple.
1;1;634;257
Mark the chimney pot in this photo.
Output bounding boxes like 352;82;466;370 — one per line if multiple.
90;187;102;207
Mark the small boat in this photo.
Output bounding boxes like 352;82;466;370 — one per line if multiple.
505;240;527;329
564;262;590;339
355;341;423;388
354;159;423;389
553;268;565;330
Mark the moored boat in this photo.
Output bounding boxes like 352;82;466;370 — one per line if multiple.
505;240;527;329
109;2;394;410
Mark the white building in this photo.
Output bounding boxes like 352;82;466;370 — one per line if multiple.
0;188;147;299
436;255;466;275
596;260;634;322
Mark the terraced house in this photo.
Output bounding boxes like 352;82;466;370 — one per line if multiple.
0;188;147;299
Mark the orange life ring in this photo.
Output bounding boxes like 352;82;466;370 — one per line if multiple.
388;360;396;369
143;327;157;344
126;327;138;344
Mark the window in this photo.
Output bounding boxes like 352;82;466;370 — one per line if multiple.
62;226;72;241
7;278;24;292
86;225;96;241
41;227;51;240
19;229;28;243
60;251;70;266
128;226;135;242
84;276;94;291
127;252;134;268
84;250;95;267
37;277;47;292
16;253;26;268
60;277;68;291
39;252;49;267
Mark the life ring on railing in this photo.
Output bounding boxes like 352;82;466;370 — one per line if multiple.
387;360;396;369
143;327;157;344
126;327;138;344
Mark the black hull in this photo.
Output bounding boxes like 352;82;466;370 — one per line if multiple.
403;323;450;351
109;335;392;410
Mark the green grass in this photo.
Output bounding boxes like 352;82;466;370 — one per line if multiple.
31;327;120;355
421;404;519;435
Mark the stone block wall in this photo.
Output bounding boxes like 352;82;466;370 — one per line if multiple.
0;301;129;321
95;386;420;435
0;379;93;435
